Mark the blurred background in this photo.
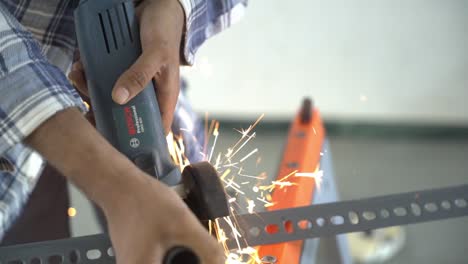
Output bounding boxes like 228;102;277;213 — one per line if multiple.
70;1;468;263
183;0;468;125
181;2;468;261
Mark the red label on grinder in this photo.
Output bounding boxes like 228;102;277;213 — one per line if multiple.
124;106;137;135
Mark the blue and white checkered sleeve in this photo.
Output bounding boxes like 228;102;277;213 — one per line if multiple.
0;6;86;157
0;4;86;238
177;0;248;65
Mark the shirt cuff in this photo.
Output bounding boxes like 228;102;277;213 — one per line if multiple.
177;0;248;65
177;0;196;65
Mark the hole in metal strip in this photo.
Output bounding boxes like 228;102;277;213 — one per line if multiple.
69;250;80;263
380;209;390;218
441;200;451;210
86;249;102;260
393;207;407;216
265;224;279;235
330;215;344;225
411;203;421;216
349;211;359;225
107;247;115;257
297;219;312;230
362;211;376;221
454;199;467;208
283;220;294;234
316;217;326;227
424;203;438;213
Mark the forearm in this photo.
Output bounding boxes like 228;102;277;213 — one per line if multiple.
25;108;142;209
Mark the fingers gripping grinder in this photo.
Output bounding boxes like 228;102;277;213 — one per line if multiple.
74;0;228;262
75;0;178;185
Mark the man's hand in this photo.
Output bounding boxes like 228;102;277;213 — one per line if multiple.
26;109;225;263
104;169;225;264
69;0;185;133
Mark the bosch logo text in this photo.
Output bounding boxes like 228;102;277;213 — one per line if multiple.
124;106;136;135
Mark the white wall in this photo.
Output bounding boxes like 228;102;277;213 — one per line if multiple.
182;0;468;125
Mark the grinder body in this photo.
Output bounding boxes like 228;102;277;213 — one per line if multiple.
74;0;180;185
74;2;228;262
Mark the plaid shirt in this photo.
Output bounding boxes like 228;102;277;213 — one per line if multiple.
0;0;246;239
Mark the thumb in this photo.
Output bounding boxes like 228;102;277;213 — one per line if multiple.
112;53;161;104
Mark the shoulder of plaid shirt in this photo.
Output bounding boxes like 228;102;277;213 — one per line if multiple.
0;0;247;239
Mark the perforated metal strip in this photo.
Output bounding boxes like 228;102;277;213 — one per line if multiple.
0;233;114;263
221;184;468;249
1;184;467;263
